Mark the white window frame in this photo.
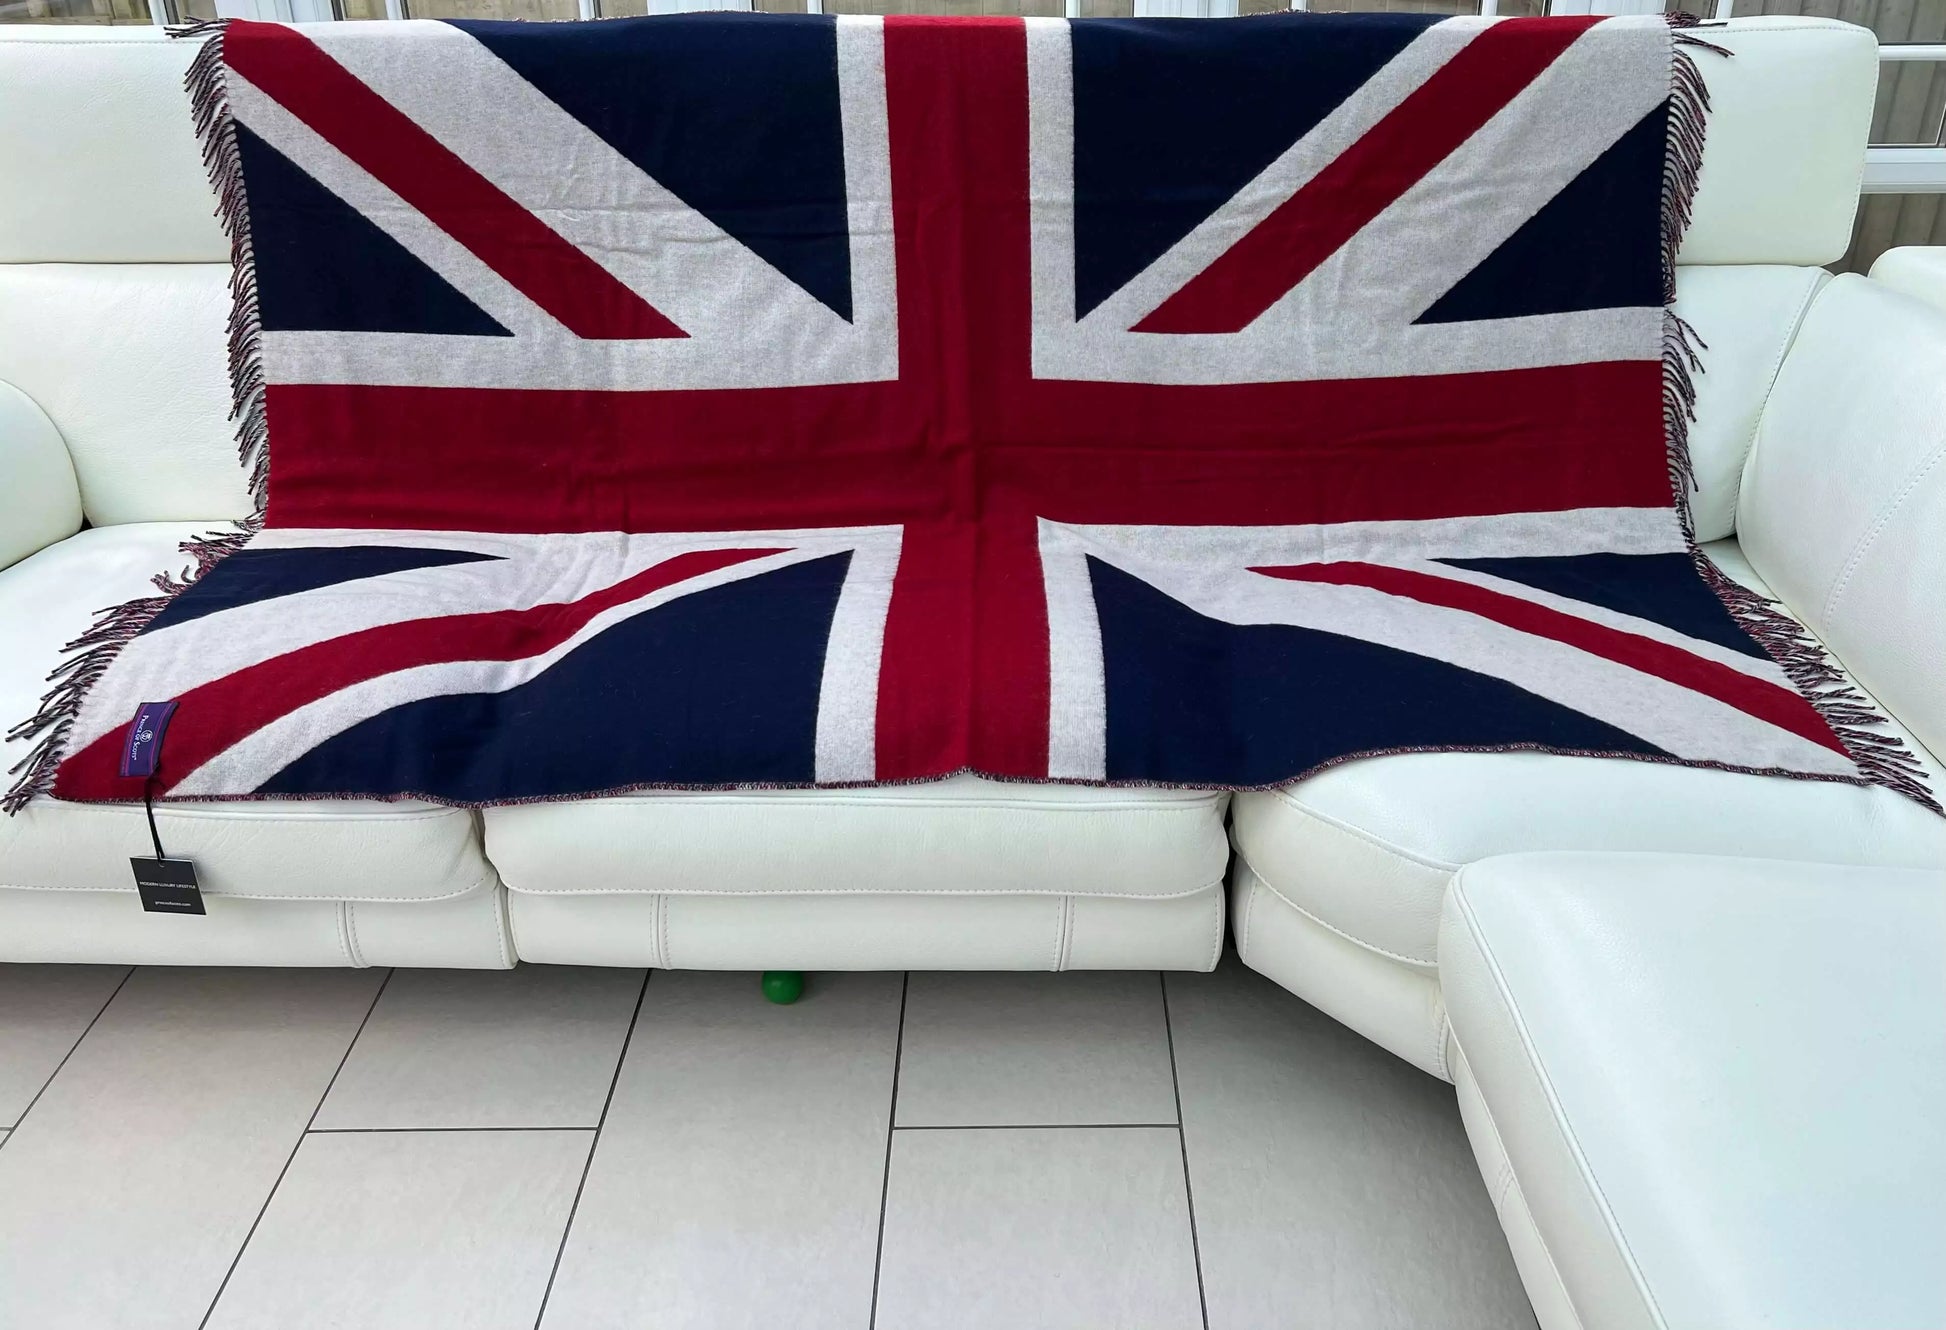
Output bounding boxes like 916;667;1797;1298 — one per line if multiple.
1864;43;1946;194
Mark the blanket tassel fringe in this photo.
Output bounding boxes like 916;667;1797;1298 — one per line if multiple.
2;19;260;815
1663;21;1938;813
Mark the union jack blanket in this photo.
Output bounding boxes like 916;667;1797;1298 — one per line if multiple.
7;12;1936;811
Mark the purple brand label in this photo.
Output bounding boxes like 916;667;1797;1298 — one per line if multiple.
120;701;179;779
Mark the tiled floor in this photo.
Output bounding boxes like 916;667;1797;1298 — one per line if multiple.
0;958;1534;1330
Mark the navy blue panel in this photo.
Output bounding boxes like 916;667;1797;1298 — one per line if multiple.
234;125;510;337
256;553;850;799
146;546;502;632
1090;559;1667;785
453;15;852;321
1436;552;1769;659
1417;104;1666;325
1071;13;1440;320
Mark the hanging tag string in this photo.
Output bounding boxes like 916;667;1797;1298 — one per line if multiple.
143;775;166;861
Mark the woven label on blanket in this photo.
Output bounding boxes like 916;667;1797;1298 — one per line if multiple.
9;13;1936;811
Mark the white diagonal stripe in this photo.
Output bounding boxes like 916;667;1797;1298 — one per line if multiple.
1072;532;1855;779
67;531;879;756
1031;16;1670;385
265;19;896;391
230;70;560;341
1055;507;1689;567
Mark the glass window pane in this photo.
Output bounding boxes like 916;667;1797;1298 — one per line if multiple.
1729;0;1944;44
1872;60;1946;146
338;0;391;17
1730;1;1946;147
822;0;1062;12
1839;191;1946;271
1306;0;1480;14
598;0;778;12
403;0;577;16
0;0;150;22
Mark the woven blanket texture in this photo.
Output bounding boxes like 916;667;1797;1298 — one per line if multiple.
7;12;1935;814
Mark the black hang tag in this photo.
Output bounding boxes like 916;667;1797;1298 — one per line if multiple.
131;857;205;916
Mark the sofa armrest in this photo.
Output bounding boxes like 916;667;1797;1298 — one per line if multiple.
0;379;82;572
1868;246;1946;316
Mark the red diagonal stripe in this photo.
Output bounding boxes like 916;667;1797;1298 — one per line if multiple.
225;21;685;341
52;547;780;799
1133;18;1600;336
1251;561;1848;754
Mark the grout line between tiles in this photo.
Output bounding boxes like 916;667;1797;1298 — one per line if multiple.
866;971;910;1330
306;1125;598;1134
892;1122;1184;1131
197;967;396;1330
1161;972;1211;1330
0;966;135;1149
531;967;652;1330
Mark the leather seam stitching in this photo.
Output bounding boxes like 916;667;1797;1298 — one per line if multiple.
486;886;512;967
496;879;1224;900
1238;870;1261;960
1454;1041;1590;1330
523;797;1225;814
1237;858;1438;968
1260;792;1460;873
31;808;468;825
0;880;486;904
1202;886;1225;970
1430;991;1452;1081
337;901;361;967
1821;442;1946;624
1731;271;1827;528
1451;874;1674;1330
504;892;527;961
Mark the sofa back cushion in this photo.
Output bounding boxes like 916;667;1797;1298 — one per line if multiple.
1673;264;1828;542
1679;17;1878;267
0;29;225;265
1741;275;1946;761
0;18;1880;529
0;264;248;526
0;29;244;526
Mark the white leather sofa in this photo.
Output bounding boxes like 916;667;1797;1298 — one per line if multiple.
1442;852;1946;1330
0;25;1226;969
1230;19;1946;1075
1;19;1942;986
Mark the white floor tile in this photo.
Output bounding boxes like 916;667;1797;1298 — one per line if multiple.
874;1126;1205;1330
540;971;901;1330
895;971;1179;1127
314;965;644;1130
0;965;129;1125
1168;961;1534;1330
204;1129;591;1330
0;967;385;1330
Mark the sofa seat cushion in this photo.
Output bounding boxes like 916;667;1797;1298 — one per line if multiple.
1440;852;1946;1330
485;779;1228;900
1229;539;1946;969
1;526;497;905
